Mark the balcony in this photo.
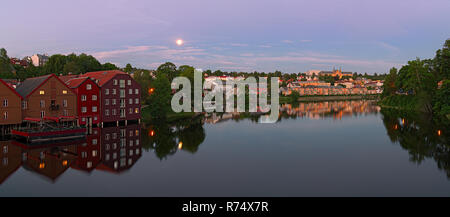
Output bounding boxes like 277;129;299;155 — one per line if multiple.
50;104;60;111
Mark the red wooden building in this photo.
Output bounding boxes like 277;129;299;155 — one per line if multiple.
83;70;141;125
61;76;101;126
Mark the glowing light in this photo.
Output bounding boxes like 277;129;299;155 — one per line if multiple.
438;130;441;136
401;118;405;125
149;130;155;137
178;141;183;150
39;163;45;169
148;88;155;94
62;160;68;166
394;124;398;130
176;39;184;46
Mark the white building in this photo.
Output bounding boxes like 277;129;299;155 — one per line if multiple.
30;54;49;66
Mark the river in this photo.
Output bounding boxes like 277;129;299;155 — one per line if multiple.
0;100;448;196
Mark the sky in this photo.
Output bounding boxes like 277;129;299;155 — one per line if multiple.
1;0;450;74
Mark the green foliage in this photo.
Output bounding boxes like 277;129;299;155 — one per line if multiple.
157;62;178;82
290;90;300;102
433;80;450;117
148;73;172;121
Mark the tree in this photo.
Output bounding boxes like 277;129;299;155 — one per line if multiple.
0;48;14;77
148;73;172;121
124;63;133;73
382;67;398;97
102;62;118;70
157;62;178;82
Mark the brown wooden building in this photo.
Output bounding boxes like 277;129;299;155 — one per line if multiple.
0;79;23;134
15;74;78;120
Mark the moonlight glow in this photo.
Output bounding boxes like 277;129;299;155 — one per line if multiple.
176;39;184;46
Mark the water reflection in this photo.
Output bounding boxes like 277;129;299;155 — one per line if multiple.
1;100;449;188
142;117;205;160
381;109;449;177
0;124;142;183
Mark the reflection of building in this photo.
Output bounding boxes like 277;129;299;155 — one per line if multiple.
18;142;79;182
97;124;142;173
71;128;101;172
280;100;380;120
0;141;22;184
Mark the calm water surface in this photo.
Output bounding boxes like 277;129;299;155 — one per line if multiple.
0;100;449;196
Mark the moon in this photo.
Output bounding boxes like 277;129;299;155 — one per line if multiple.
176;39;184;46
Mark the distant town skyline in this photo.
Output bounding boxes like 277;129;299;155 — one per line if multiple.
2;0;450;74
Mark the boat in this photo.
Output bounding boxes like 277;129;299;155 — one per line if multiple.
11;116;87;144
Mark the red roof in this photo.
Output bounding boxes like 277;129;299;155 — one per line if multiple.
65;77;89;88
82;70;127;86
59;75;79;83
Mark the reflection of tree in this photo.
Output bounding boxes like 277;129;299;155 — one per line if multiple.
142;116;205;160
381;109;450;177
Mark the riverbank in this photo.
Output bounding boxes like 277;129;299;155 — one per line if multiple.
280;94;379;103
141;106;199;123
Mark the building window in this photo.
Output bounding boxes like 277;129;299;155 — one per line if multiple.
135;89;139;94
39;90;45;95
112;89;116;95
129;149;133;156
112;109;116;116
81;152;87;158
113;79;118;85
92;139;98;145
127;80;131;86
82;117;86;122
40;111;45;118
87;161;92;168
105;154;110;161
92;95;97;101
112;133;117;139
105;134;110;140
129;130;133;137
22;101;27;109
120;89;125;98
94;116;97;121
105;109;109;116
86;84;92;90
105;99;109;105
119;80;125;88
128;159;133;166
63;110;68;116
3;99;8;107
81;107;87;113
62;90;67;94
92;150;97;157
105;89;109;95
136;148;140;155
113;143;117;149
92;106;97;112
135;108;139;114
120;109;126;118
136;139;139;145
112;99;116;105
81;95;87;101
135;98;139;104
113;153;117;160
130;140;133;147
129;98;132;105
129;108;133;114
3;111;7;120
105;144;110;150
135;130;139;136
63;99;67;107
3;145;7;153
40;100;45;108
128;89;132;95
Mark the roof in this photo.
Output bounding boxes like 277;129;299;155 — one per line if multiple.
82;70;127;86
0;79;23;100
65;77;90;88
15;74;76;98
59;74;79;83
15;74;53;98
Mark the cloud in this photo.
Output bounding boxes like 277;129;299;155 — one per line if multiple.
92;46;155;59
378;42;400;52
258;45;272;48
281;40;294;43
230;43;249;47
300;40;312;43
